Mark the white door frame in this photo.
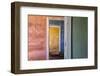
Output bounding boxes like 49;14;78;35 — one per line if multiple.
64;17;71;59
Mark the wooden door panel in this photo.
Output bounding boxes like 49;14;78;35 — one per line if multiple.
49;27;60;55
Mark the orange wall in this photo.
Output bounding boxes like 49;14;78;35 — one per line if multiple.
28;15;47;60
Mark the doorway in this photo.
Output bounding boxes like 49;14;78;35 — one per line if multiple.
48;17;64;59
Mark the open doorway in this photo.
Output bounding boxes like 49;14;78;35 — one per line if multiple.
48;17;64;59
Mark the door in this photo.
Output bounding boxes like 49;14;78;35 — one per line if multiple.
49;26;60;55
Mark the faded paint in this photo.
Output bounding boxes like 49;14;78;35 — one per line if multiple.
28;15;47;60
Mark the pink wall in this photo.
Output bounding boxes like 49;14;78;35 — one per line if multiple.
28;15;47;60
